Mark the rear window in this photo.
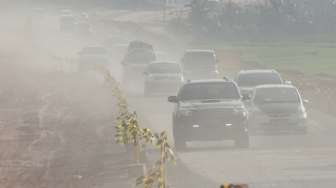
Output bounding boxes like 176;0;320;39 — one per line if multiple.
254;87;300;104
237;72;282;87
179;82;240;101
147;63;181;74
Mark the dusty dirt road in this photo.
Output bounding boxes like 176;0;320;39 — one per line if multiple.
2;6;336;188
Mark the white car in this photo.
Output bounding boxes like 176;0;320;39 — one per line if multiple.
144;62;183;96
248;84;308;135
181;49;219;80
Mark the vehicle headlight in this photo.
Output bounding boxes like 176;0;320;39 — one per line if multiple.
178;109;192;117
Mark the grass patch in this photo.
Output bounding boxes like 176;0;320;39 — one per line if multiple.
214;43;336;76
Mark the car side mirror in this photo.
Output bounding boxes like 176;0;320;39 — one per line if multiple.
168;96;178;103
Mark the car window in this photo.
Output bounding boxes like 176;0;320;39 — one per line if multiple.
237;72;282;87
179;82;240;101
147;63;181;74
254;87;300;104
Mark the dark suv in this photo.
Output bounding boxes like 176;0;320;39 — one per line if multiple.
168;79;249;150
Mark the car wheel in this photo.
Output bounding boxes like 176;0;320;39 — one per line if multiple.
235;130;250;148
173;121;187;151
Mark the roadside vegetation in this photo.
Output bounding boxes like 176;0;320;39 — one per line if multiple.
99;67;176;188
216;43;336;76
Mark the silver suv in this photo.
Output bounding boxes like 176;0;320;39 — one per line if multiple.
181;49;219;80
248;84;308;134
144;62;183;96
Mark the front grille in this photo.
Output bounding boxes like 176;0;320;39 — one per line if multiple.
192;108;235;121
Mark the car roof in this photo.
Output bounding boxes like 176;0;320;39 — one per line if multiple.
239;69;279;74
255;84;297;90
185;49;215;54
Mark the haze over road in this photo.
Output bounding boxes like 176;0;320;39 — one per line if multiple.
1;5;336;188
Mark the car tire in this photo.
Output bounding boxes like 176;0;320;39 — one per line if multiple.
173;121;187;151
235;130;250;148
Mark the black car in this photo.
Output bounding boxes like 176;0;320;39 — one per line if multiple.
168;79;249;150
248;84;308;134
181;49;219;80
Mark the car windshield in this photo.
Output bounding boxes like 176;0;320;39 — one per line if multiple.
254;87;300;104
179;82;240;101
237;72;282;87
182;52;216;70
147;63;181;74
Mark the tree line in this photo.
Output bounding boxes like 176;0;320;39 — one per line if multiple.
188;0;336;41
